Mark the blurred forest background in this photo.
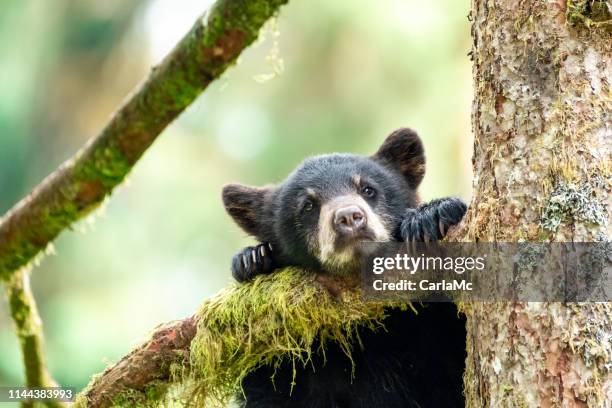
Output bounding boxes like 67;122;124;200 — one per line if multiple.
0;0;472;394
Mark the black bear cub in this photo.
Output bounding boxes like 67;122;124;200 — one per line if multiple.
223;128;467;408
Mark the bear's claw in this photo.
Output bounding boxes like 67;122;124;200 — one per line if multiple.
231;242;275;282
399;197;467;242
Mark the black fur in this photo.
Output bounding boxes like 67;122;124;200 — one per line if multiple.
222;184;271;238
222;128;468;407
399;198;468;242
239;304;466;408
373;128;425;189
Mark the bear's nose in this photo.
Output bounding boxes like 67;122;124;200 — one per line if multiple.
333;206;367;234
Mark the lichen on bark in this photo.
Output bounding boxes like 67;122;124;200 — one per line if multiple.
462;0;611;243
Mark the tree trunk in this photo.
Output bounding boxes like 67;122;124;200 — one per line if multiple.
456;1;611;406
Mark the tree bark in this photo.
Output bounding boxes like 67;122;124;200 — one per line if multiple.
455;1;611;406
0;0;288;281
75;316;198;408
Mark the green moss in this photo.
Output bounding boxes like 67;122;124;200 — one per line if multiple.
203;0;288;48
7;289;28;330
567;0;612;28
0;185;95;280
74;139;132;189
74;381;170;408
5;268;39;337
186;268;400;406
110;381;170;408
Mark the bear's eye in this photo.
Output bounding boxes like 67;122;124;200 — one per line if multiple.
303;199;315;212
361;185;376;198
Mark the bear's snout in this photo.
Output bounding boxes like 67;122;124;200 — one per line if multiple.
333;205;367;235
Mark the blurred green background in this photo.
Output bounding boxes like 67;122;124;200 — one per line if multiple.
0;0;472;396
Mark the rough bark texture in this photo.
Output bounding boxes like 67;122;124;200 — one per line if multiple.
74;316;198;408
4;269;65;408
0;0;288;280
453;1;611;406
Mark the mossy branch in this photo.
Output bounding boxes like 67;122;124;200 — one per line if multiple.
4;269;65;408
0;0;289;281
74;269;398;408
75;315;198;408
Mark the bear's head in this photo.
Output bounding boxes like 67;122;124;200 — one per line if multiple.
222;128;425;275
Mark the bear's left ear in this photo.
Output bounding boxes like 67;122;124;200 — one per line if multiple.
222;183;270;238
372;128;426;189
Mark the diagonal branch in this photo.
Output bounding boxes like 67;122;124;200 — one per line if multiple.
0;0;288;280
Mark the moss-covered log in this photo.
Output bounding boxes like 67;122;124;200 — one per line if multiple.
0;0;288;280
74;270;394;408
453;1;611;406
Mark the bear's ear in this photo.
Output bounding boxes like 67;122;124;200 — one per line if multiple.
372;128;426;189
222;184;269;237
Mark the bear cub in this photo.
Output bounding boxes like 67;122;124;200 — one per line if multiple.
223;128;467;408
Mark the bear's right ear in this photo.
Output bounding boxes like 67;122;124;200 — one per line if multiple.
222;184;269;237
372;128;426;189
